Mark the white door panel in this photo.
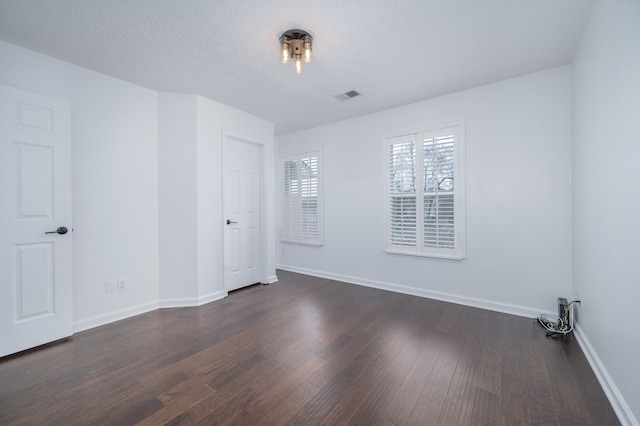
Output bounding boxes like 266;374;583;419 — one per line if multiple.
223;136;262;291
0;85;72;357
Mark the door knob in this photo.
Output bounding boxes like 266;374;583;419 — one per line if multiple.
45;226;68;235
226;219;237;225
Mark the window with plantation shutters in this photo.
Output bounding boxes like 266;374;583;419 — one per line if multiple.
386;122;465;259
280;151;322;245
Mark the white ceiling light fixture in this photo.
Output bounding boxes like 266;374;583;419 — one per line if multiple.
279;29;313;74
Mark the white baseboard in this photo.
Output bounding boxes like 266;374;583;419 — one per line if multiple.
73;291;228;333
266;274;279;284
574;324;638;426
198;290;227;305
158;291;227;308
277;264;554;319
73;301;159;333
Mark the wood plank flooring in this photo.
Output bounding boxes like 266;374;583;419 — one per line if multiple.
0;270;619;425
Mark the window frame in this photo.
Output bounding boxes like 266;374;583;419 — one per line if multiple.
385;121;466;260
279;149;323;246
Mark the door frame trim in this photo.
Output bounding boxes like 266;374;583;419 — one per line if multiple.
222;131;267;291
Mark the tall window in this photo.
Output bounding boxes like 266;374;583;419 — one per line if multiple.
386;122;465;259
280;150;322;245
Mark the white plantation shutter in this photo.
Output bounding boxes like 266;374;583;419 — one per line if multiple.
424;193;454;248
390;196;416;246
281;151;322;245
388;135;418;247
299;156;319;240
423;133;455;249
282;160;299;241
386;123;465;259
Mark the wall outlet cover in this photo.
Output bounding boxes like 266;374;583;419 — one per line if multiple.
117;279;126;291
105;280;116;294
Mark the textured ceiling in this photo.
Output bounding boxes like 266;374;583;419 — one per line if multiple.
0;0;594;135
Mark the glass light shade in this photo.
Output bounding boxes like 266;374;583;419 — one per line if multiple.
281;43;290;63
295;56;303;74
304;42;312;63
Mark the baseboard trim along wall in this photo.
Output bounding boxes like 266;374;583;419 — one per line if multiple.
73;291;228;333
73;301;159;333
158;291;227;309
277;264;555;319
574;324;638;426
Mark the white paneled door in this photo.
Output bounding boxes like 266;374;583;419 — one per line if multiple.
0;85;72;357
223;136;262;291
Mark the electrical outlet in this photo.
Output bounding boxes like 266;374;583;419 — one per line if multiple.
105;280;116;294
117;279;126;291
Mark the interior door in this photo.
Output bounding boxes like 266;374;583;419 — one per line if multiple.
0;85;72;358
223;136;262;291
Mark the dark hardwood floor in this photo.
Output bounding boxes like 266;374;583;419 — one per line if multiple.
0;270;619;425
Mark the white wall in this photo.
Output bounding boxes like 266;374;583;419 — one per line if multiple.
196;96;278;293
571;1;640;424
157;94;277;305
0;41;160;329
0;41;277;332
158;93;199;302
277;66;573;317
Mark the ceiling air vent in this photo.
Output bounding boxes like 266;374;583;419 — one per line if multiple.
336;90;361;101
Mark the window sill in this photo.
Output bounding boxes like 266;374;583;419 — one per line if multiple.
384;249;464;261
280;240;323;247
